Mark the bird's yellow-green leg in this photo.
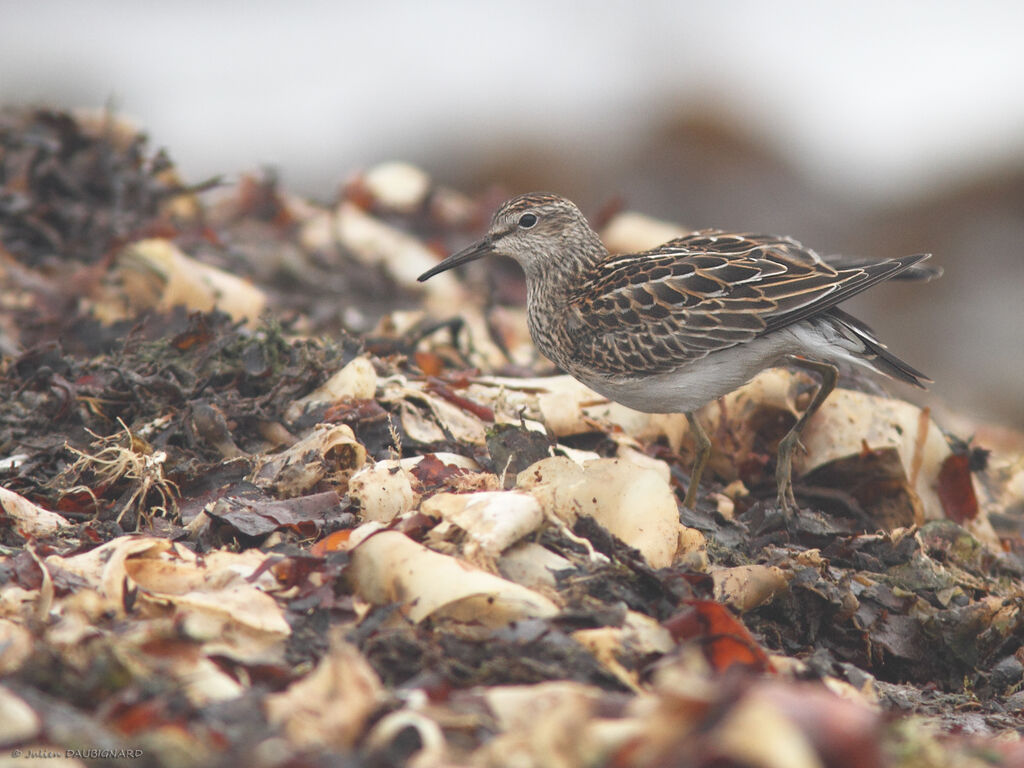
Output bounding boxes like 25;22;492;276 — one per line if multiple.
776;357;839;512
683;411;711;509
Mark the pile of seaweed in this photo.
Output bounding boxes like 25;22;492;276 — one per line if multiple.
2;108;1023;768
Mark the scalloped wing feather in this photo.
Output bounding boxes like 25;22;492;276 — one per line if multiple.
566;231;931;374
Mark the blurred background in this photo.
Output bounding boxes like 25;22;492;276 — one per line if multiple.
2;0;1022;428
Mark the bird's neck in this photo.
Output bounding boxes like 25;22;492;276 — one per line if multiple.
523;233;607;368
523;232;608;305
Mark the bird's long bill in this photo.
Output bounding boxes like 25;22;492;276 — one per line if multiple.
418;237;495;282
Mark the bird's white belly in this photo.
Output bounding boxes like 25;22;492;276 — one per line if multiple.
577;323;849;414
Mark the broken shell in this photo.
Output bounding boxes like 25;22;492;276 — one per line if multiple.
322;202;447;288
498;542;573;590
349;460;418;523
252;423;367;496
349;530;558;624
797;388;949;519
100;238;267;326
265;634;384;750
600;211;689;254
0;487;69;537
677;526;709;572
711;687;822;768
0;686;41;745
285;356;377;422
471;373;691;452
45;537;290;663
614;444;672;483
711;564;791;613
390;388;489;447
517;456;683;569
696;369;798;483
421;491;544;559
361;162;431;213
0;619;33;675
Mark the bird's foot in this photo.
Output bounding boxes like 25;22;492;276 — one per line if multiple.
775;452;797;514
775;481;797;518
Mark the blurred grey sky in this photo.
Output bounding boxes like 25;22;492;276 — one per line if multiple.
3;0;1024;200
2;0;1023;428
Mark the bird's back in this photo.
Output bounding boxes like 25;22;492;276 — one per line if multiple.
534;230;933;382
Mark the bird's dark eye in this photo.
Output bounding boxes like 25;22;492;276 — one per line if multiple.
518;213;538;229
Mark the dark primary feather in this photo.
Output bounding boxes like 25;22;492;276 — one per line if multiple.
824;252;943;281
824;307;930;387
564;230;934;375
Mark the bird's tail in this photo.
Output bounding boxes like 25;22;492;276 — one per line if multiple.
826;307;931;388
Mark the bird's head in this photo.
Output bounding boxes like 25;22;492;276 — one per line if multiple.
417;192;601;283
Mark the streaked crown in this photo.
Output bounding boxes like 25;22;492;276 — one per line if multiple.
484;193;606;278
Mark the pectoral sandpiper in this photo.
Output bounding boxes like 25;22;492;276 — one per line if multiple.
418;192;939;513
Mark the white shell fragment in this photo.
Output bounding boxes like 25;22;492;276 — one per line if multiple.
349;460;418;523
265;634;384;750
600;211;689;254
697;368;990;536
285;356;377;422
677;526;710;572
421;491;544;559
0;620;32;676
711;564;791;613
470;374;690;452
572;610;677;690
0;486;69;537
42;536;290;667
497;542;573;590
711;689;822;768
696;369;798;482
252;423;367;496
0;686;41;745
98;238;267;326
361;162;431;213
796;387;951;520
315;202;447;289
479;682;617;766
517;456;685;569
349;530;559;625
384;386;489;447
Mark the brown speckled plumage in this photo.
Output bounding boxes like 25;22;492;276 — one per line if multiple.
419;192;940;512
558;231;931;381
